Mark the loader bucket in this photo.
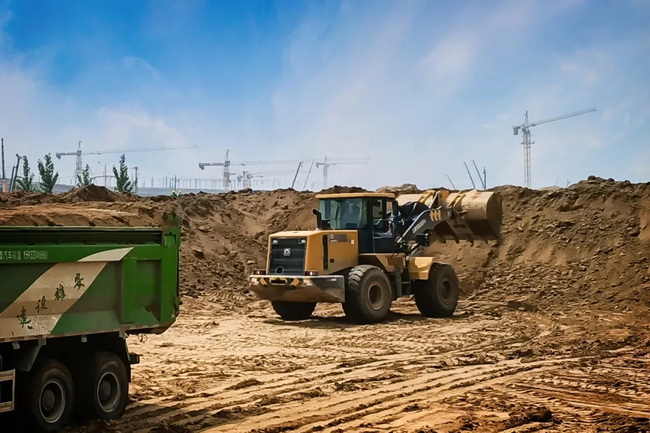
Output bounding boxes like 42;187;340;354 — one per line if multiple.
396;189;502;241
445;190;502;240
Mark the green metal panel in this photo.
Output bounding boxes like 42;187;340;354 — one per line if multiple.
0;218;180;342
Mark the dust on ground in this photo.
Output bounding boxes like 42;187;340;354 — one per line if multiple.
1;177;649;433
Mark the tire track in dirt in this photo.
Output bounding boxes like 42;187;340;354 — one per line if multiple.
426;359;650;433
115;324;534;431
289;360;578;433
101;307;556;432
192;358;581;433
125;355;447;431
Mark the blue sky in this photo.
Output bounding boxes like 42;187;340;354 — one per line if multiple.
0;0;648;190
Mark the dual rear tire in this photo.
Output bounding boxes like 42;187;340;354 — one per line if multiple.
76;352;129;422
20;352;128;432
21;359;75;432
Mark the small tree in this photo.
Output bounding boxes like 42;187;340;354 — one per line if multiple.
112;154;133;193
15;156;35;191
77;164;93;187
37;153;59;193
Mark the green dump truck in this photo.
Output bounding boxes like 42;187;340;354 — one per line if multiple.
0;217;181;431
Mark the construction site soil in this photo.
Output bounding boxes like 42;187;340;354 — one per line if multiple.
1;178;649;433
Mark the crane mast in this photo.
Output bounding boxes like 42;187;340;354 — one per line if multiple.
513;108;596;188
198;150;305;189
315;156;366;189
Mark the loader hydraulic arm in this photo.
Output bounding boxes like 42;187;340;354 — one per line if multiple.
395;206;449;249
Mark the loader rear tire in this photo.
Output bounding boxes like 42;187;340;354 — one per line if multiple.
414;264;459;318
343;265;392;324
271;301;316;320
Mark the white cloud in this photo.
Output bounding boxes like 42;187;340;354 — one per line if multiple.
0;0;647;190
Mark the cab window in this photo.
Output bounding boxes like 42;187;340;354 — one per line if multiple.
371;198;390;232
319;198;366;229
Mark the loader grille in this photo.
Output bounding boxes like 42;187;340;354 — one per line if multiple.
269;238;306;274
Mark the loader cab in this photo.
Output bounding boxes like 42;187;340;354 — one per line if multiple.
316;193;397;254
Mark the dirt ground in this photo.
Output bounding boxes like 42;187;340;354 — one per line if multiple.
68;298;649;433
1;178;649;432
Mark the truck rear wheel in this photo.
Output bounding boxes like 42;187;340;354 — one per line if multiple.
77;352;128;421
271;301;316;320
343;265;392;324
414;263;459;317
23;359;75;432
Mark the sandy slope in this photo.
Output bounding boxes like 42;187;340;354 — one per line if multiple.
1;178;649;432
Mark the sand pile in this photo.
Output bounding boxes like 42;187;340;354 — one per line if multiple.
1;178;648;313
427;177;650;311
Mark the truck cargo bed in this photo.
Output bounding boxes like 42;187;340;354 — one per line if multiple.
0;223;180;343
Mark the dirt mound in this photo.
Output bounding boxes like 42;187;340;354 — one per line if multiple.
375;183;421;194
0;190;52;207
317;185;366;194
1;178;648;313
58;185;128;202
427;177;650;311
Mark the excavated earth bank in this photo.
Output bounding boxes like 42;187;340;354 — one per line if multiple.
0;178;648;433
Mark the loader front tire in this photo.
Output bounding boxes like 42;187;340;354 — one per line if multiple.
271;301;316;320
343;265;392;324
414;263;459;318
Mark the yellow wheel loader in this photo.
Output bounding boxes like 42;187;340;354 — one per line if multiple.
249;189;502;324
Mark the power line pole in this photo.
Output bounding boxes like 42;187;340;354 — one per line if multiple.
303;159;315;190
472;160;486;189
133;166;139;194
463;162;476;189
291;162;303;189
1;138;6;192
445;174;456;190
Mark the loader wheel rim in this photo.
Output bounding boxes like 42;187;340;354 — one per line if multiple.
40;379;66;423
97;372;121;413
367;283;384;310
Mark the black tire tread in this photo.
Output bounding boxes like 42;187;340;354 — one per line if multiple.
343;265;392;324
76;351;128;421
414;263;459;318
22;358;75;433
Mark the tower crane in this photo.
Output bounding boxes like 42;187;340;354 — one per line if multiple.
315;156;367;189
56;141;196;184
513;108;596;188
198;149;305;189
236;169;298;189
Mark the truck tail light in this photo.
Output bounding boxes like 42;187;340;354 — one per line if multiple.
304;270;319;276
253;269;265;275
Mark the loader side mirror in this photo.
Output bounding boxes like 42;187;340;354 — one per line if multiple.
313;208;327;230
